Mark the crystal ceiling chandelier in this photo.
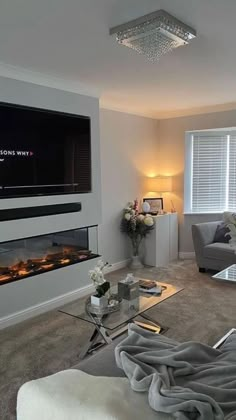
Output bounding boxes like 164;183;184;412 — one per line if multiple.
109;10;196;62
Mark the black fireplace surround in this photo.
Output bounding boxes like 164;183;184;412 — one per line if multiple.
0;226;99;286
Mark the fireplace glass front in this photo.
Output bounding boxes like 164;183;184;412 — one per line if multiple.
0;226;99;285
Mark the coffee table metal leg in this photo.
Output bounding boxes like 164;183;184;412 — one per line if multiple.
79;324;112;360
79;329;99;360
79;315;166;359
95;324;112;345
137;312;165;334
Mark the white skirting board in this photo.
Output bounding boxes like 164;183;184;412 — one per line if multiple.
104;259;130;274
0;259;129;330
179;252;196;260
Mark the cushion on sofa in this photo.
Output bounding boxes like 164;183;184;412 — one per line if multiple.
204;242;236;262
213;223;230;243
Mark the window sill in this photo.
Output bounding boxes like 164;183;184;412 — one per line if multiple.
183;212;223;216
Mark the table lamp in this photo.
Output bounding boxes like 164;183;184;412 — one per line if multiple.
147;176;172;194
145;175;173;213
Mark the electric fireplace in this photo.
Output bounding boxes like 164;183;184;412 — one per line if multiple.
0;226;99;286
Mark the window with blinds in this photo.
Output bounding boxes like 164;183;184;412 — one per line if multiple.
185;130;236;213
228;135;236;210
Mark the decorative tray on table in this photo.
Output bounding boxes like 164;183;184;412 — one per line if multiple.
86;294;122;316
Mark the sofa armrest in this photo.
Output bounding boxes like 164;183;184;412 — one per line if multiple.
192;221;221;262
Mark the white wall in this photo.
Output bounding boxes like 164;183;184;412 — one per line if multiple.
158;109;236;253
99;109;159;264
0;76;102;324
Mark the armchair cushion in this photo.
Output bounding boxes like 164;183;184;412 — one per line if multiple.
213;223;230;243
204;242;235;261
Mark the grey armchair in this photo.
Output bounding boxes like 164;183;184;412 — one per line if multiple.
192;221;236;272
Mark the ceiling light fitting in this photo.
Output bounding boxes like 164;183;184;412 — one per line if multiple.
110;9;196;62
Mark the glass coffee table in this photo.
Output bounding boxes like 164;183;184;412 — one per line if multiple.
212;264;236;282
59;279;183;359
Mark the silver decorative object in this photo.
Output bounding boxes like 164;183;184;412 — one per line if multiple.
87;295;121;316
90;294;108;309
110;10;196;62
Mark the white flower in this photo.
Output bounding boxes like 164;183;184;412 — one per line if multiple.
88;259;107;286
89;268;105;286
137;214;145;221
97;259;105;269
144;216;154;227
124;213;131;221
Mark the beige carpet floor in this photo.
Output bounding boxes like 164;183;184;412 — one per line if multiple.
1;259;236;419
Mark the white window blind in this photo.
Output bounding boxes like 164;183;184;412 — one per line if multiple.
228;135;236;210
191;134;228;212
185;129;236;213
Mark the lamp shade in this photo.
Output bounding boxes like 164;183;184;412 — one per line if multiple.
147;176;172;193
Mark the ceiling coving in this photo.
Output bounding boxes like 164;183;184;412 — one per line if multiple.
110;9;196;62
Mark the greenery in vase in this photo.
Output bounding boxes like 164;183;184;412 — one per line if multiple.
121;200;154;256
88;259;110;297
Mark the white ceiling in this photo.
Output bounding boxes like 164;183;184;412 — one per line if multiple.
1;0;236;119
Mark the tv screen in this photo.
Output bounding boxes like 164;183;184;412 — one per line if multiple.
0;103;91;198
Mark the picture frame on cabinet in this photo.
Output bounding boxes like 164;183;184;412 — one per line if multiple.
143;197;163;215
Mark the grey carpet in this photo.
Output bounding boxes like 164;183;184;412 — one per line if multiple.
1;260;236;420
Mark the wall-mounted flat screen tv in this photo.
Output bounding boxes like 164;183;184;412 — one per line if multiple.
0;103;91;198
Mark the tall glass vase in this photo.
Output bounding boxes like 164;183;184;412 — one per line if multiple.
129;236;144;269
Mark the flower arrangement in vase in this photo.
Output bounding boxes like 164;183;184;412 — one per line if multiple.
89;260;110;307
121;199;154;268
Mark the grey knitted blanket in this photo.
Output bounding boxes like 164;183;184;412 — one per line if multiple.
115;324;236;420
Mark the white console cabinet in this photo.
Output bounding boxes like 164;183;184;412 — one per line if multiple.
144;213;178;267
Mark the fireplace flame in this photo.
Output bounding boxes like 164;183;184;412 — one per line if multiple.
18;269;30;276
0;246;95;285
61;258;70;264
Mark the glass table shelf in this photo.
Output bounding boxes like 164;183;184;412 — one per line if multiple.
59;281;183;331
212;264;236;282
